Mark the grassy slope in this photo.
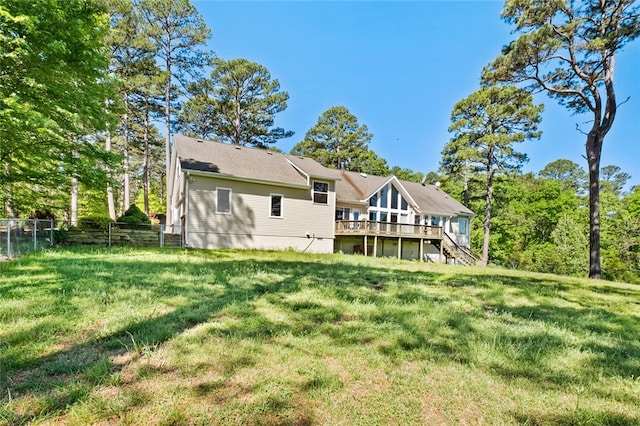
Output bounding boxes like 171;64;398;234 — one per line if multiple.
0;247;639;425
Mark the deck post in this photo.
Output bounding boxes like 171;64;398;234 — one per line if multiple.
364;235;368;256
397;237;401;259
420;238;424;262
373;235;378;257
439;240;444;264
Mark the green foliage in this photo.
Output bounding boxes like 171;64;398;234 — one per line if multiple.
77;215;115;230
442;85;543;264
551;214;589;277
600;165;631;196
117;204;150;224
539;159;588;195
0;0;117;213
482;0;640;278
599;186;640;283
177;58;293;148
390;166;425;183
291;106;389;174
139;0;211;217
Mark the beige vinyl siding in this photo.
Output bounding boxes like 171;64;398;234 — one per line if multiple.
185;175;335;251
447;216;471;248
169;166;185;233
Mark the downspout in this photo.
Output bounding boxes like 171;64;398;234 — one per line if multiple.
184;171;190;248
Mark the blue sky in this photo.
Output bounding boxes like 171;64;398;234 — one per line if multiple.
193;1;640;188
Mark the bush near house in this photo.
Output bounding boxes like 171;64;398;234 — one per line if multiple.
117;204;151;225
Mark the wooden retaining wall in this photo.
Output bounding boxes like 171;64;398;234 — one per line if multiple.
63;227;182;247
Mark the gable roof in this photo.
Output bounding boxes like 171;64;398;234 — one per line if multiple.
401;180;474;217
334;170;474;217
173;134;473;217
174;135;334;187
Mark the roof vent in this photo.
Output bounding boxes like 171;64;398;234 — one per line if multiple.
235;146;241;150
196;139;204;143
267;151;273;155
360;173;368;178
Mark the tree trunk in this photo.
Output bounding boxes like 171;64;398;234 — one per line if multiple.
234;91;242;145
143;100;151;215
463;161;470;207
105;128;116;220
164;54;172;226
70;175;78;226
587;131;604;279
482;149;494;266
123;94;130;210
482;177;492;266
4;163;16;217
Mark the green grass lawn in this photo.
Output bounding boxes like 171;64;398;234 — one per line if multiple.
1;248;639;425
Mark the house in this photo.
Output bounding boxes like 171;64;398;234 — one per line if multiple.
168;135;477;264
167;135;337;253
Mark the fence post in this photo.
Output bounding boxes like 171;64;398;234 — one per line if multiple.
108;222;112;247
7;220;12;260
33;219;38;251
50;219;54;246
160;224;165;247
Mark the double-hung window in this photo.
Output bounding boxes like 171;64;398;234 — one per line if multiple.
458;217;469;235
313;181;329;204
335;207;350;220
270;194;283;218
216;188;231;214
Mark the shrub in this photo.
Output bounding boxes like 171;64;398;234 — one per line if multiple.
77;215;114;230
30;209;56;220
117;204;150;225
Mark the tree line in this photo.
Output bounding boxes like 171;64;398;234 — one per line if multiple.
1;0;638;281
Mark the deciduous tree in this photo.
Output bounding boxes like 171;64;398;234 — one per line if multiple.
0;0;115;217
482;0;640;278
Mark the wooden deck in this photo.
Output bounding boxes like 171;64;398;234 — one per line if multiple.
334;220;443;239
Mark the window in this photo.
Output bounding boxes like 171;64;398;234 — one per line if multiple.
391;186;398;209
400;197;408;210
431;216;441;227
313;181;329;204
369;194;378;207
270;194;283;217
380;185;388;208
369;211;377;221
216;188;231;214
335;207;350;220
458;218;469;235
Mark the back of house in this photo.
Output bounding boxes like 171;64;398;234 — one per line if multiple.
168;135;476;264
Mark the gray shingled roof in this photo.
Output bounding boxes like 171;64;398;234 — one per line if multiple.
401;180;474;216
332;170;473;216
174;135;472;216
175;135;328;187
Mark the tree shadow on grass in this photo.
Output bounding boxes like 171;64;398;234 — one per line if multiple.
1;249;639;424
513;410;639;426
2;252;446;423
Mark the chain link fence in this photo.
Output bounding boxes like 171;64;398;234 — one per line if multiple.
0;219;55;260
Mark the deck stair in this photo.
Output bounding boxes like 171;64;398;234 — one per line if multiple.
440;233;480;266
